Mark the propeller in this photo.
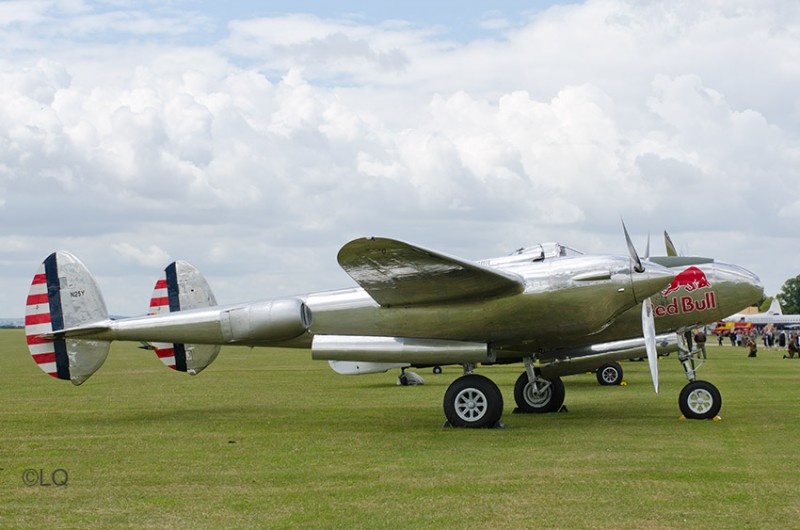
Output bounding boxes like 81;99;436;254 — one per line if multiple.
642;298;659;394
622;219;644;273
623;220;660;394
664;230;678;257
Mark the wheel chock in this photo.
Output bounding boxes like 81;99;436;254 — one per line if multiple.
620;380;627;386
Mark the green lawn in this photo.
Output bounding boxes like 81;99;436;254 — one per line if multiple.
2;328;799;528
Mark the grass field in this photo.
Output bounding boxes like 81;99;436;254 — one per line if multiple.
2;328;799;529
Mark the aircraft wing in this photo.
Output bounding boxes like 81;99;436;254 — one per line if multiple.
337;237;525;307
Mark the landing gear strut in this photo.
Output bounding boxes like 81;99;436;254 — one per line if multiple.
512;357;565;413
676;332;721;419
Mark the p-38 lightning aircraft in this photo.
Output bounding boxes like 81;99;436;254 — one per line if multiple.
24;226;762;428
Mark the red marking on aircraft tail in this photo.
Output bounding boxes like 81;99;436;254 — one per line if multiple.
154;347;174;359
26;293;49;305
152;345;177;370
150;274;170;313
26;334;51;346
25;313;52;326
149;297;169;309
661;266;712;296
32;352;57;364
25;260;69;380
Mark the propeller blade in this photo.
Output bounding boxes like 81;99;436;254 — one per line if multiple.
664;230;678;257
642;298;659;394
644;232;651;259
622;219;645;273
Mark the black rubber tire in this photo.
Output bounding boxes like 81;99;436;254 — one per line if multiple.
596;362;623;386
678;380;722;419
443;374;504;428
513;373;565;413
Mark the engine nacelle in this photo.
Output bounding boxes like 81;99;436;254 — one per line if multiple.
221;298;312;343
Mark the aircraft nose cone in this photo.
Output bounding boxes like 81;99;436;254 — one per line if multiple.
631;262;675;303
715;262;764;309
742;270;764;302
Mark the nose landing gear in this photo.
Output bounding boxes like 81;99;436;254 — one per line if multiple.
676;332;722;419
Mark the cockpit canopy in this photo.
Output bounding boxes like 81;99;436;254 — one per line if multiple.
511;242;584;261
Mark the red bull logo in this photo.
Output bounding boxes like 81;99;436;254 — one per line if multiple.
654;266;716;318
661;266;712;296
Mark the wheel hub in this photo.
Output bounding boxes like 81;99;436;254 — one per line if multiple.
687;388;713;414
523;382;552;407
601;367;617;384
454;388;487;422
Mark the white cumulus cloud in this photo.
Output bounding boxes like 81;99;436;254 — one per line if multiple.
0;0;798;316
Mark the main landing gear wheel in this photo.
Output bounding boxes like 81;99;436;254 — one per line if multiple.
513;373;565;413
596;362;623;386
678;380;722;419
443;374;504;428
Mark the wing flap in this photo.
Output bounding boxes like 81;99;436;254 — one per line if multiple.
337;237;525;307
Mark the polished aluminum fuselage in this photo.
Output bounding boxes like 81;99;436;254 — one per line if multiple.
299;253;761;367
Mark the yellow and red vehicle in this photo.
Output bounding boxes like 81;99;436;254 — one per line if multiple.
713;321;753;336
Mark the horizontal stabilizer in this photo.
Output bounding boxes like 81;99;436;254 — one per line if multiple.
337;237;525;307
37;321;112;340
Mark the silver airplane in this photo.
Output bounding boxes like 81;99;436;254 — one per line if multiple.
24;226;762;428
723;298;800;327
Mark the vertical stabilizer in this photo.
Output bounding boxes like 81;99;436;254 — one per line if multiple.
767;298;783;316
148;260;221;375
25;252;111;385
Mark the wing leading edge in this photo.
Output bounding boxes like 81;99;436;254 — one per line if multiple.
337;237;525;307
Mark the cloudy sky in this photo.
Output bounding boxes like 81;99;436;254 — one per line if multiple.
1;0;798;318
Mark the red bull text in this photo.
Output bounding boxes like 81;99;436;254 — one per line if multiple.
654;291;717;318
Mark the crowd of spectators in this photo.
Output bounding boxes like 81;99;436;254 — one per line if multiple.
714;326;800;358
